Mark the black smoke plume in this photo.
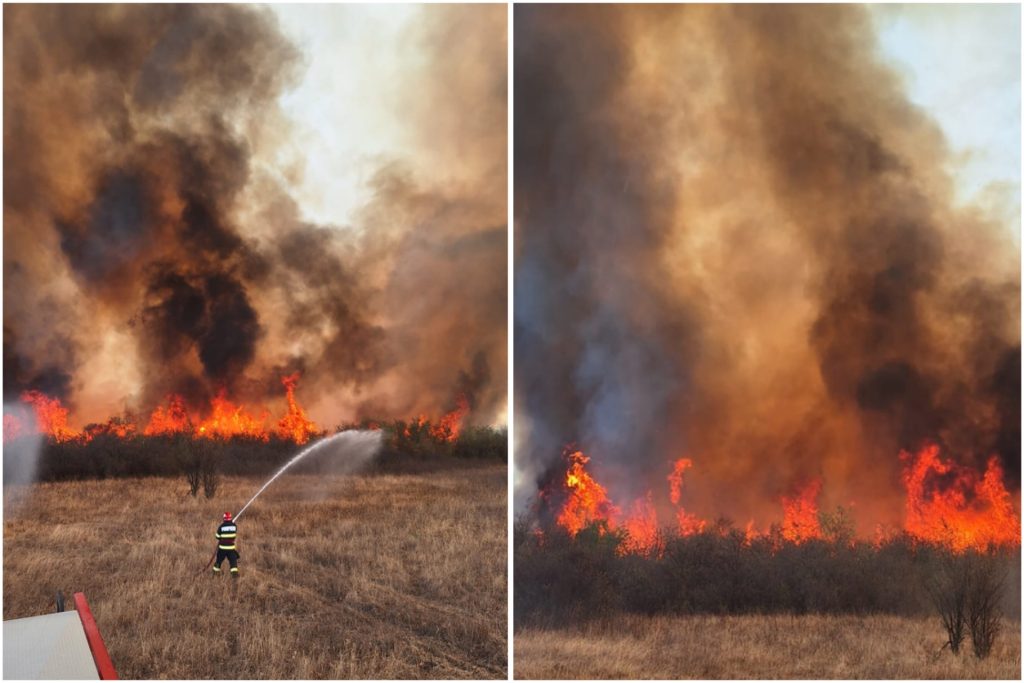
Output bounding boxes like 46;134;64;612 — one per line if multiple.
4;4;506;427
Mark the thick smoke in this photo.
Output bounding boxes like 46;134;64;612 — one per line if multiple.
514;5;1020;526
3;4;506;427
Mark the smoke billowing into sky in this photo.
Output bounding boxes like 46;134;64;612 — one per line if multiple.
3;4;507;428
514;4;1020;529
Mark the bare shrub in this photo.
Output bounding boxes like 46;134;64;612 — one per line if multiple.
201;460;219;499
174;438;220;498
966;553;1008;659
177;440;202;497
185;467;201;496
925;551;969;654
925;549;1011;659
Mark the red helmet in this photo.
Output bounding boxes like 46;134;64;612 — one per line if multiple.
223;512;232;521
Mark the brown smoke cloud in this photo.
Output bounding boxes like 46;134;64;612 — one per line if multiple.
3;4;506;427
514;4;1019;528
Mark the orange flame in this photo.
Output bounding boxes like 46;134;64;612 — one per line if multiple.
7;381;332;446
545;443;1019;553
431;395;470;442
668;457;707;536
781;479;823;544
557;449;620;536
84;418;136;439
143;395;191;436
275;373;319;444
404;415;428;438
20;390;79;442
901;444;1021;552
554;449;665;555
744;520;760;546
196;391;270;441
620;493;662;556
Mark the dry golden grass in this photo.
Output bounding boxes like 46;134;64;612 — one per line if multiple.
515;613;1021;679
4;463;507;679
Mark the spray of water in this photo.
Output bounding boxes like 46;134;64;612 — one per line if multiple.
233;429;382;521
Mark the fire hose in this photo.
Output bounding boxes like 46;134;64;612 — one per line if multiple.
197;551;216;577
193;431;373;576
196;541;241;577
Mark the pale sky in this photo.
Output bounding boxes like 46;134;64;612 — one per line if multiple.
871;4;1020;231
268;4;422;227
268;4;1020;236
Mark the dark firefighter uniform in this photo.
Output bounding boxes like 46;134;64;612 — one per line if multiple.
214;515;240;577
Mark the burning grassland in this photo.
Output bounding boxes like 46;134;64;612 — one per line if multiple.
514;512;1021;628
3;372;476;449
514;1;1021;615
516;447;1020;632
5;374;322;446
530;445;1020;557
2;376;504;487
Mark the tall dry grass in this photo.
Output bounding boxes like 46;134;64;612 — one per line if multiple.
3;463;507;679
514;613;1021;679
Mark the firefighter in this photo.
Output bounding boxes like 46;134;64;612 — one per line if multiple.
213;512;240;578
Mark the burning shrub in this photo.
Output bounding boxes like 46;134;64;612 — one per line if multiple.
515;512;1020;630
356;420;506;465
5;417;504;486
819;506;857;546
451;426;508;460
514;516;626;625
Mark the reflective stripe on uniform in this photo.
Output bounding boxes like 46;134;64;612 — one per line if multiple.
230;567;239;573
218;544;236;550
212;566;221;572
218;533;236;539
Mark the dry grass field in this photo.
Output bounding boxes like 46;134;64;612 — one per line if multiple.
515;614;1021;679
3;463;506;679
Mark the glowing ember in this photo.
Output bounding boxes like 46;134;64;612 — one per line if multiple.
781;479;823;544
275;373;320;444
196;391;270;441
901;444;1021;552
143;395;191;436
20;390;79;442
431;394;470;442
557;449;620;536
668;458;707;536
